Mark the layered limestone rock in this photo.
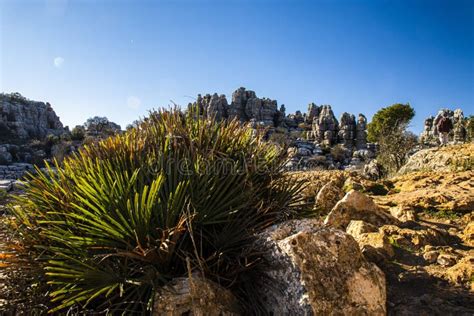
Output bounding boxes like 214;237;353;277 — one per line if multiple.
420;108;468;144
356;114;368;149
398;143;473;174
189;87;374;170
0;93;65;141
195;93;229;121
153;275;240;315
313;105;339;146
191;87;279;127
254;219;386;315
314;181;344;214
324;190;400;230
338;112;356;149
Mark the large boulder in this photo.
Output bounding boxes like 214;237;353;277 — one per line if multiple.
324;190;400;229
314;181;344;214
254;219;386;315
153;275;240;316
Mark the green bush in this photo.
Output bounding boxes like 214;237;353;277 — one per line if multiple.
367;103;415;143
11;107;306;314
71;125;86;141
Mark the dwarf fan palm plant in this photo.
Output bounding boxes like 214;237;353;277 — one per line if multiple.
11;107;306;314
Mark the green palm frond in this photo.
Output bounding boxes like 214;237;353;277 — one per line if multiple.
10;105;308;314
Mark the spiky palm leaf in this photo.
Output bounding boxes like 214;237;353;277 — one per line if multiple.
11;106;307;314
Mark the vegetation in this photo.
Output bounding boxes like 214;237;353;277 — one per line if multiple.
466;115;474;142
10;107;307;314
0;190;7;202
71;125;86;141
367;103;417;176
367;103;415;143
330;144;350;164
377;126;418;176
423;208;461;220
84;116;122;138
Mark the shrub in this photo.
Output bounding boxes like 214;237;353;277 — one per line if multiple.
84;116;121;138
330;144;350;163
71;125;86;141
377;126;418;176
0;190;7;202
367;103;415;143
11;107;306;314
45;134;60;146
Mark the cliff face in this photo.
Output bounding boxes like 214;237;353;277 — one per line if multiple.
0;93;65;142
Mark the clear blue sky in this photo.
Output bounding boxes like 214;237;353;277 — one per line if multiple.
1;0;473;133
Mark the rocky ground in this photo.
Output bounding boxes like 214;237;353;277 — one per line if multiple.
292;143;473;315
0;144;473;314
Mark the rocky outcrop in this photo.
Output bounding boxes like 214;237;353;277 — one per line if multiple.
0;163;35;180
324;190;400;229
191;87;279;127
190;87;375;171
338;112;356;149
398;143;473;174
254;219;386;315
314;181;344;214
420;108;469;144
153;275;240;316
312;105;339;146
356;114;368;149
0;93;65;141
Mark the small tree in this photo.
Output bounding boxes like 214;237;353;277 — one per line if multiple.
377;124;418;176
84;116;121;137
367;103;415;143
368;103;417;176
71;125;86;141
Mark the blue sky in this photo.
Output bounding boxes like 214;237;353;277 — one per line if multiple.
1;0;473;133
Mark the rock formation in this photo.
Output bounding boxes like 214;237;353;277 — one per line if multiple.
192;87;279;126
338;112;356;149
254;218;387;315
0;93;65;141
356;114;368;149
153;275;240;315
195;93;229;121
313;105;339;146
420;108;468;144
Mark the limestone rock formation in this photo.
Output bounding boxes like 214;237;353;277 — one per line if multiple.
153;275;240;316
398;143;473;174
314;181;344;214
420;108;468;144
192;87;280;127
189;87;375;171
356;114;368;149
338;112;356;149
313;105;339;146
254;218;386;315
306;102;320;123
0;93;65;141
324;190;400;229
195;93;229;121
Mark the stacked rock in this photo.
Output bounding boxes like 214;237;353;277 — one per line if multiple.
420;108;468;144
313;105;339;146
338;113;356;150
356;114;368;150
